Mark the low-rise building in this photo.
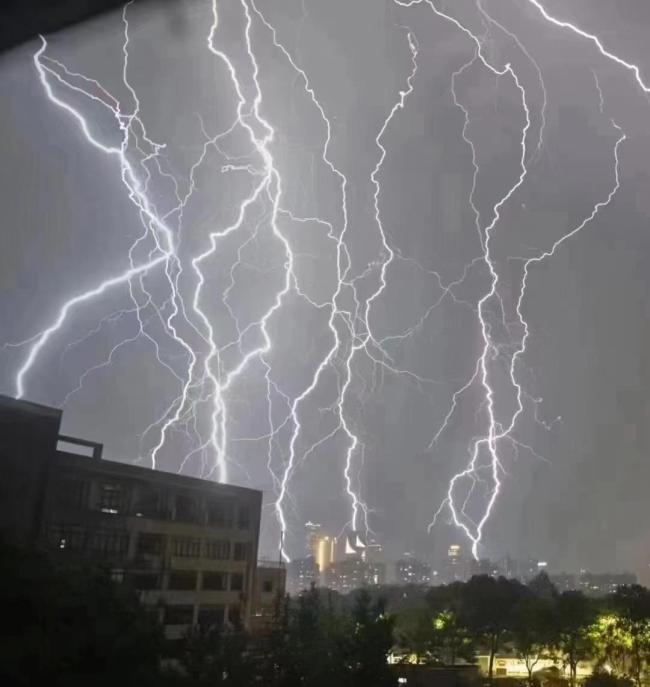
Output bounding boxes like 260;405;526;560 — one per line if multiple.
0;395;263;637
251;560;286;632
396;554;432;585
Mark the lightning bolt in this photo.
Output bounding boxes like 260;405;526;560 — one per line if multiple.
4;0;636;564
396;0;626;559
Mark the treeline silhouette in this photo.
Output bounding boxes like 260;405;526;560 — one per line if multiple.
1;538;649;687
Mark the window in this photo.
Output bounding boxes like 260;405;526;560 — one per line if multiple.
88;529;129;557
262;579;273;593
237;505;250;530
198;605;225;629
172;537;201;558
133;487;161;518
175;493;198;522
57;477;89;509
164;605;194;625
168;571;197;591
137;532;164;556
49;525;85;552
111;569;125;583
233;542;248;562
204;539;230;560
202;571;227;591
230;573;244;592
207;500;232;527
99;482;125;514
132;573;160;591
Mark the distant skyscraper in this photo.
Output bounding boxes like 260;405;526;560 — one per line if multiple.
396;553;431;585
304;521;336;579
345;530;367;557
442;544;470;583
287;556;319;595
578;571;637;596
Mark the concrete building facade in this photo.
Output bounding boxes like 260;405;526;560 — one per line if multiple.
0;395;264;637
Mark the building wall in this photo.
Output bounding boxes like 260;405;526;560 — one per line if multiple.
0;394;263;638
40;451;262;636
476;656;594;680
251;563;286;633
0;396;62;543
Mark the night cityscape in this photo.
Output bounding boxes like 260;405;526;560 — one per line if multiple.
2;1;650;686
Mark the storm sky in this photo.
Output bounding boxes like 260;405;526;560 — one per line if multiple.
2;0;650;580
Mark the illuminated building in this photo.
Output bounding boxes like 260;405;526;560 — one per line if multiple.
364;540;386;585
286;556;319;594
0;395;263;637
496;555;549;582
314;536;337;574
550;573;577;592
323;531;386;592
477;655;594;680
441;543;470;583
396;553;432;585
324;556;373;594
305;521;336;579
345;530;368;557
578;571;637;596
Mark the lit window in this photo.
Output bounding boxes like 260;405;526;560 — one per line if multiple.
133;487;161;518
99;482;125;514
49;525;85;552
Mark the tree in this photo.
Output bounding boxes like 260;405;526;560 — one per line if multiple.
260;584;355;687
611;586;650;687
528;572;559;601
0;538;164;687
459;576;526;681
426;582;476;665
553;591;597;687
180;624;251;686
350;590;396;687
394;608;438;664
590;612;631;677
512;593;556;686
584;670;634;687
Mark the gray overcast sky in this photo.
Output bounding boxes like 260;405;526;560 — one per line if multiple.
2;0;650;580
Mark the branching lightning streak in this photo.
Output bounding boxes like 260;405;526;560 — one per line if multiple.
523;0;650;95
23;20;231;480
6;0;637;562
397;0;628;558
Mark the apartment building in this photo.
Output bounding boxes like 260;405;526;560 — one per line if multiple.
0;395;263;637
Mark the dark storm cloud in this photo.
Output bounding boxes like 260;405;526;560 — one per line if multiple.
2;0;650;581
